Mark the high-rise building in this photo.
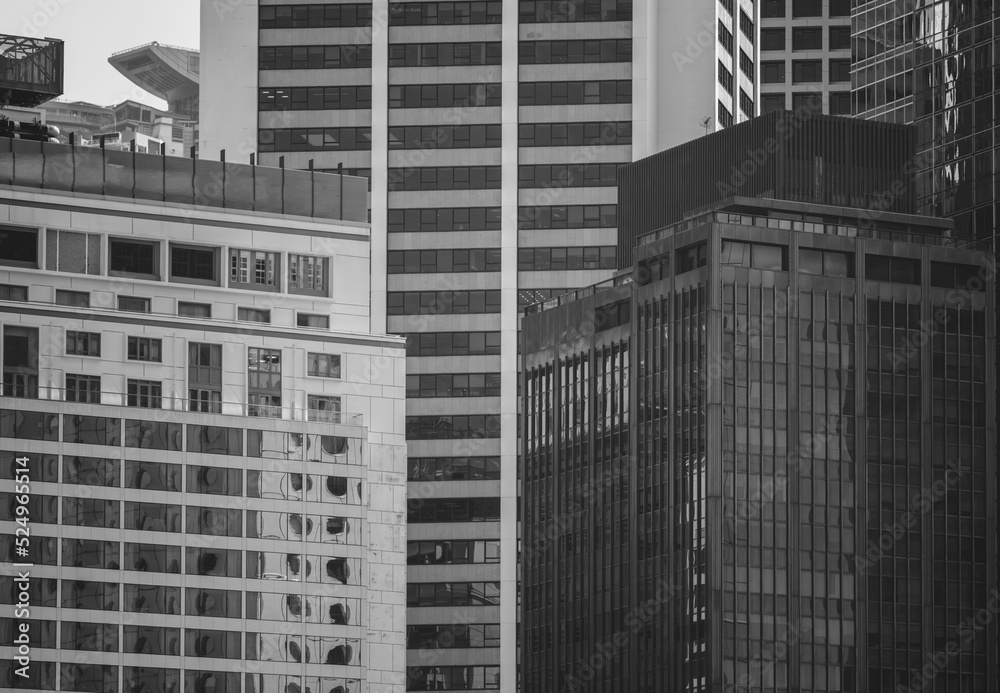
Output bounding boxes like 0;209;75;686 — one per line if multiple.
759;0;852;115
0;140;408;692
523;190;996;692
198;2;759;689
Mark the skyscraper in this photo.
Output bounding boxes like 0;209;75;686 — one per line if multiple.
0;140;408;692
524;190;996;692
199;2;759;688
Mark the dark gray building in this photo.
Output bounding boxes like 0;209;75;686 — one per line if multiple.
523;193;996;692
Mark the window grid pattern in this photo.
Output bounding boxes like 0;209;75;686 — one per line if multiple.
388;249;501;273
387;290;501;315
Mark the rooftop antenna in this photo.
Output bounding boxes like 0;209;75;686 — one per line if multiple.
700;117;712;136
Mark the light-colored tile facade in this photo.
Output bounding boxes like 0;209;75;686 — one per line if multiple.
0;155;407;692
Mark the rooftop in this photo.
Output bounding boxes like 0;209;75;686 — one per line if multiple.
0;34;64;108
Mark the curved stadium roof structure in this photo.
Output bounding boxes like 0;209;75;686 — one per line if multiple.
108;42;199;120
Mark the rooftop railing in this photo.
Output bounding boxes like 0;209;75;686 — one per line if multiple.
522;272;632;316
110;42;199;58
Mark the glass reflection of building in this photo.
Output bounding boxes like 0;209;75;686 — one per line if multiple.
0;141;407;692
523;195;996;692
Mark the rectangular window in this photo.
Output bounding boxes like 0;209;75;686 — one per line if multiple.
792;0;821;17
307;353;341;378
237;307;270;323
718;101;733;128
170;244;218;284
761;28;784;51
829;26;851;50
288;255;328;296
308;395;342;422
792;60;822;83
675;242;707;274
66;374;101;403
0;284;27;301
178;301;211;318
792;27;822;51
0;226;38;268
718;20;733;54
739;50;754;81
739;9;754;42
762;61;785;83
128;337;162;362
248;348;281;417
762;94;786;113
866;254;920;284
186;425;243;456
127;380;162;409
829;0;850;16
297;313;329;328
46;229;102;275
739;89;754;117
56;290;90;307
118;296;151;313
721;241;788;271
799;248;854;277
229;249;278;291
109;238;159;279
67;331;101;357
762;0;784;17
830;58;851;83
189;343;222;414
792;92;822;110
718;61;733;94
829;91;851;115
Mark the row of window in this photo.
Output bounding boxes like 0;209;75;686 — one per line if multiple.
408;624;500;649
408;456;502;480
518;204;616;229
259;3;373;27
762;0;850;18
402;331;501;356
388;166;502;191
762;26;852;52
406;373;502;398
387;290;501;315
518;163;622;188
389;42;501;66
390;1;503;25
762;59;851;84
518;39;631;64
388;249;502;273
389;124;501;150
519;121;630;147
407;581;500;607
258;127;371;152
407;539;499;564
259;85;372;111
408;666;500;690
519;80;631;105
762;92;850;116
405;415;502;439
519;0;632;23
517;246;617;270
259;45;372;70
1;412;357;463
388;207;501;232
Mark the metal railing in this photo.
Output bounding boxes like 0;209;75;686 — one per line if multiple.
110;42;199;58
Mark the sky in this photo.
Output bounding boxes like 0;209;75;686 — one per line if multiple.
5;0;201;109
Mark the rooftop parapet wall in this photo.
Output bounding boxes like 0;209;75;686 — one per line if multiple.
0;136;368;223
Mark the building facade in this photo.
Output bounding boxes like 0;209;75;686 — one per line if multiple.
0;140;408;692
199;1;758;689
523;195;997;692
759;0;852;115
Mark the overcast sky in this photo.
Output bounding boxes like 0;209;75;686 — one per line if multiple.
5;0;201;108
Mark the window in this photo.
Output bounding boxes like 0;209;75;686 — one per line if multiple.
517;163;621;188
66;374;101;403
866;254;920;284
126;459;181;492
930;261;981;289
402;332;501;356
799;248;854;277
258;127;373;153
409;457;501;480
408;498;501;523
128;337;162;362
0;284;27;301
829;92;851;115
46;229;101;275
518;204;616;229
391;2;504;25
297;313;329;328
390;42;502;66
762;94;787;113
186;507;242;537
517;121;631;147
793;27;822;50
407;373;502;398
388;249;502;273
739;89;754;117
830;59;851;83
408;582;501;606
518;0;631;22
56;290;89;307
187;425;243;455
761;28;784;51
792;60;822;83
259;44;373;69
762;0;784;17
517;247;616;270
389;166;502;191
230;249;278;291
676;242;707;274
829;0;850;16
829;26;851;50
718;60;734;94
407;539;500;565
388;207;501;232
721;241;787;270
405;415;502;439
718;101;733;128
739;50;754;80
792;92;822;110
259;4;373;28
3;326;38;398
288;255;327;296
125;419;181;451
109;238;158;278
128;380;162;409
118;296;151;313
67;331;101;357
178;301;211;318
237;307;270;323
762;61;786;83
718;20;733;54
170;244;218;284
517;80;631;106
389;82;502;108
308;396;342;422
792;0;820;17
189;343;222;413
187;466;242;496
387;290;502;315
0;226;38;267
408;624;501;648
248;348;281;417
518;39;631;64
389;124;502;149
186;587;242;618
259;85;373;111
307;353;341;378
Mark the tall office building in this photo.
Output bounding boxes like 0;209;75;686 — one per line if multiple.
199;1;758;689
524;191;996;692
0;140;408;692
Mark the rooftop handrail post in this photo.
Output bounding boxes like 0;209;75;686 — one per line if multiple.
279;155;285;215
221;149;226;207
